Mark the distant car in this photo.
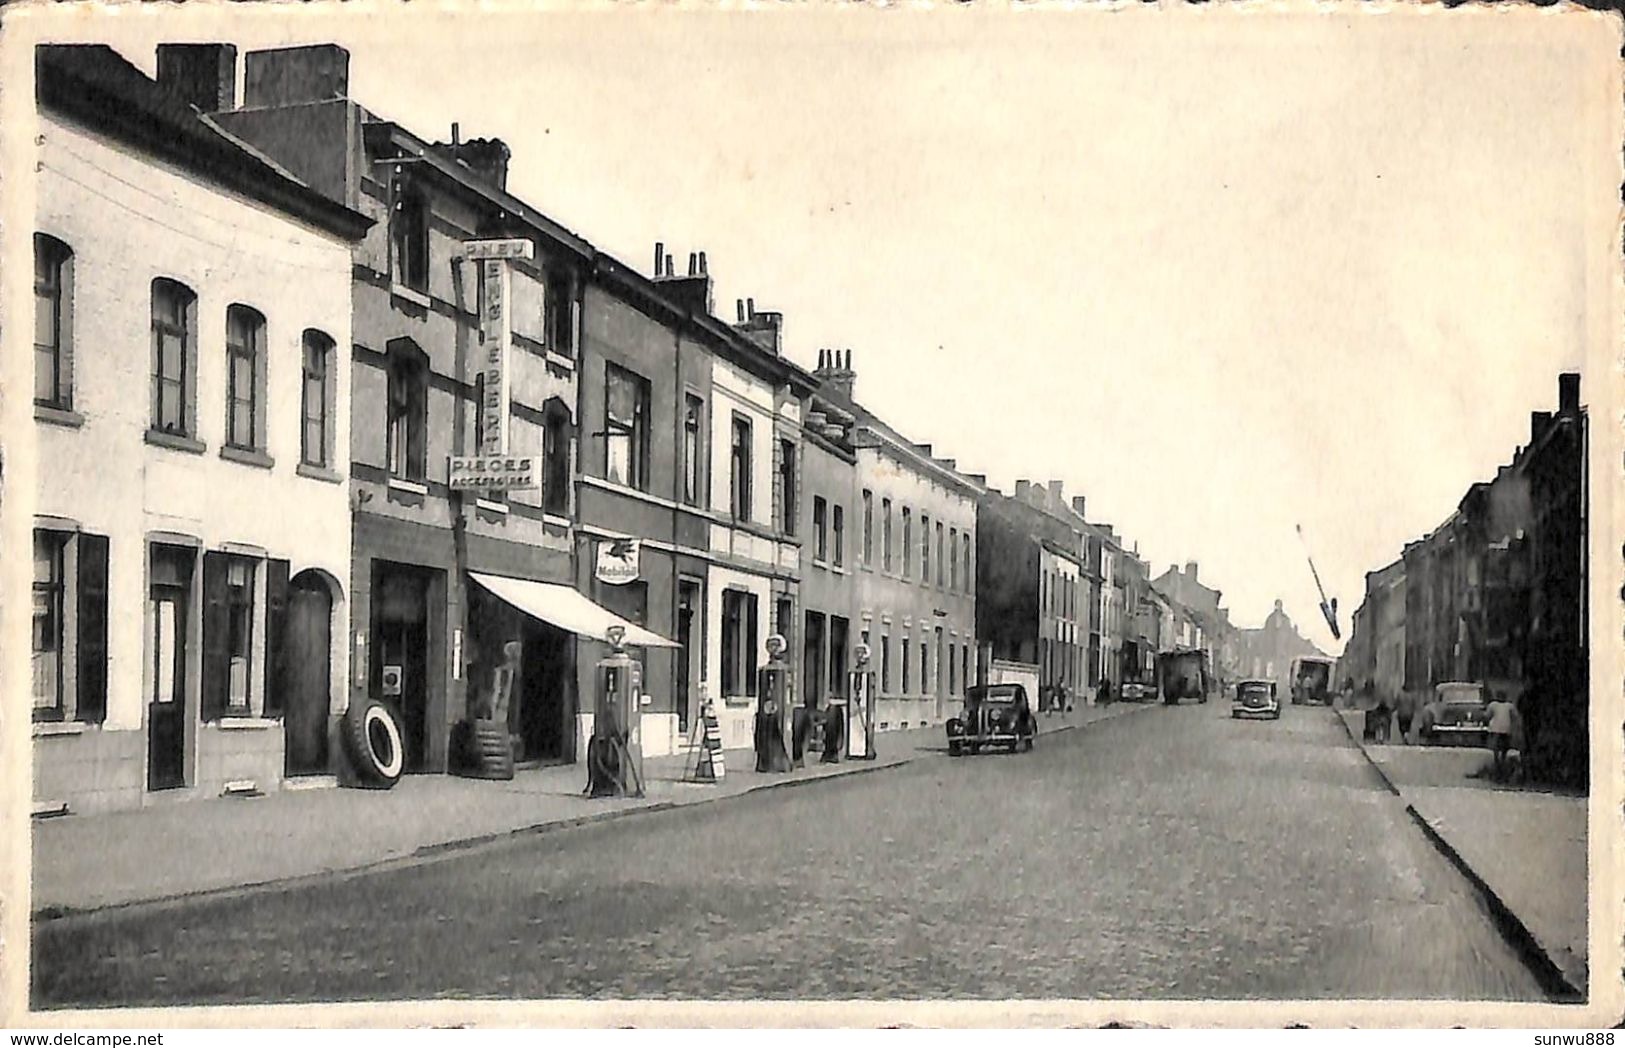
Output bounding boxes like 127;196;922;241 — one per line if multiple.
1120;681;1156;703
947;683;1036;756
1231;679;1280;720
1417;682;1490;746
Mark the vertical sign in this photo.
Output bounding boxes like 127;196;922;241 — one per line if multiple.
481;257;510;456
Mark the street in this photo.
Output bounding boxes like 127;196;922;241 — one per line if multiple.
33;702;1546;1006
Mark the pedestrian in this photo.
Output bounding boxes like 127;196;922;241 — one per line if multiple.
1486;693;1516;781
1394;690;1416;745
1097;679;1112;706
1371;694;1391;744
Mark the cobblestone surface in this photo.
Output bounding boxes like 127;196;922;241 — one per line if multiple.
33;702;1544;1007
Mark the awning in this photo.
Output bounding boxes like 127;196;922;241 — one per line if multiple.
469;572;680;648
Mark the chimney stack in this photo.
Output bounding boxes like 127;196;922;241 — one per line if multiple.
1186;561;1198;581
687;252;698;277
1014;480;1033;501
655;242;665;276
438;136;511;191
736;303;785;357
1531;411;1552;441
1048;480;1064;506
815;348;857;401
1558;372;1581;416
653;246;714;316
243;44;350;108
1071;495;1087;519
157;43;239;113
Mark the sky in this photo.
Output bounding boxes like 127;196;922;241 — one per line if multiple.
24;3;1617;650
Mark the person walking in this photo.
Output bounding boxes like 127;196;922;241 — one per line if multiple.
1486;693;1516;781
1394;690;1416;745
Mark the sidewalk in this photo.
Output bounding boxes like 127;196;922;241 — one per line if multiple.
1336;709;1588;998
33;702;1147;918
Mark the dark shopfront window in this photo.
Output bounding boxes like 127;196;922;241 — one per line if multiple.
721;589;758;698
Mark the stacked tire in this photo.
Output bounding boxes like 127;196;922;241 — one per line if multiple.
459;718;515;780
342;698;406;789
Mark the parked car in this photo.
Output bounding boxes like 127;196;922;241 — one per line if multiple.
947;683;1036;755
1120;681;1156;702
1230;679;1280;720
1417;682;1491;746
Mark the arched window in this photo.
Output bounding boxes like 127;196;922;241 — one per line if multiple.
151;278;197;437
34;234;73;410
301;330;335;468
225;305;266;450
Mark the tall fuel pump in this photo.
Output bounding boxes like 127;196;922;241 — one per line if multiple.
586;624;645;798
846;642;877;760
754;633;792;773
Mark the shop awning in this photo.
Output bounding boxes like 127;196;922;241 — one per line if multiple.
469;572;680;648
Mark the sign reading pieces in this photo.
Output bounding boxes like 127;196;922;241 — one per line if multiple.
449;239;538;491
595;538;641;585
448;455;538;490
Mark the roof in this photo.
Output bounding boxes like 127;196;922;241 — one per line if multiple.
38;45;372;241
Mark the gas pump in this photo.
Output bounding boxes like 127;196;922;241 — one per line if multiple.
754;633;792;773
847;643;877;760
586;624;644;798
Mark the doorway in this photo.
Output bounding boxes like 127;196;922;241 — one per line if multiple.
147;545;193;791
285;572;333;776
518;617;571;763
373;563;431;773
803;610;826;708
676;581;700;735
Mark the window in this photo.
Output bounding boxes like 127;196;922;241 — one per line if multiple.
833;505;845;567
225;559;254;713
542;403;571;516
949;528;959;591
683;395;704;507
386;343;428;481
151;278;196;436
721;589;759;698
779;439;797;535
921;514;931;584
813;496;828;562
31;530;109;724
225;305;265;450
901;634;911;693
32;533;64;718
391;185;429;292
962;646;970;693
901;508;912;578
730;415;753;520
604;363;651;491
301;330;334;467
963;533;972;592
545;268;575;357
882;498;893;571
203;552;257;720
949;641;958;694
920;641;929;696
881;635;892;693
34;234;72;409
936;523;945;587
862;490;874;565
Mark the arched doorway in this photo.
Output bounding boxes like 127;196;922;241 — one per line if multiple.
285;569;337;776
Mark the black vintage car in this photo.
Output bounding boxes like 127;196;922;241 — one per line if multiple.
947;683;1036;756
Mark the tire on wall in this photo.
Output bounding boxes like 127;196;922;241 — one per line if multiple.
342;698;406;789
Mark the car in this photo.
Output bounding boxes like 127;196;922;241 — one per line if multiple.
1417;682;1491;746
1231;678;1280;720
1120;681;1156;703
947;683;1036;756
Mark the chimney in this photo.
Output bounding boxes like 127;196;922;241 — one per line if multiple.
736;305;784;357
655;242;665;277
1558;372;1581;417
1186;561;1198;581
652;247;714;316
815;348;857;402
243;44;350;107
1014;480;1033;501
1071;495;1087;519
1531;410;1553;441
438;137;511;191
1048;480;1064;506
156;43;238;112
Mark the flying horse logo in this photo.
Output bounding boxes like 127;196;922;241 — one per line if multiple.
596;538;641;585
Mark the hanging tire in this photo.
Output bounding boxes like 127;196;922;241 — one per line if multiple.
342;698;406;789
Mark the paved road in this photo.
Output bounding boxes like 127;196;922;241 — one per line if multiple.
33;701;1545;1006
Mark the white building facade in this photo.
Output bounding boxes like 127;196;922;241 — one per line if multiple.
30;46;370;813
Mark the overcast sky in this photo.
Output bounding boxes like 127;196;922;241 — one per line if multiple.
27;4;1618;647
